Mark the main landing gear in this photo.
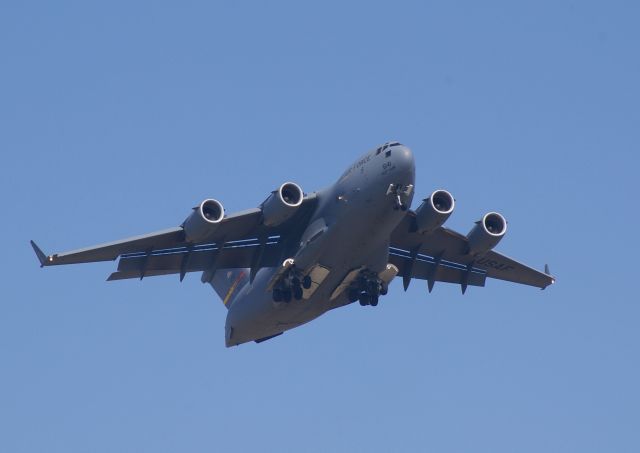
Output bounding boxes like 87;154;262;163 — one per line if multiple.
272;268;312;303
347;271;388;307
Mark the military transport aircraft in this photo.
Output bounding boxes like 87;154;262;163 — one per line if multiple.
31;143;554;346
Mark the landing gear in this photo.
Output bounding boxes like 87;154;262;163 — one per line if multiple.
387;183;413;211
273;283;298;303
352;270;385;307
272;266;311;303
357;292;379;306
394;194;408;211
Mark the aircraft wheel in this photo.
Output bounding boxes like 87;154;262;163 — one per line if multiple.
359;293;370;306
283;289;292;303
367;280;380;296
370;295;379;307
302;275;312;289
348;289;359;303
380;282;388;296
293;286;303;300
292;277;300;288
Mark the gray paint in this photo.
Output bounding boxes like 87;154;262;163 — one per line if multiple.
31;142;555;347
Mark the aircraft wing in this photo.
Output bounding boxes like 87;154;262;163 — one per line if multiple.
389;211;555;292
31;195;317;280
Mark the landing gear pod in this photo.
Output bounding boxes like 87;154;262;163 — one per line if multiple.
466;212;507;255
261;182;304;227
183;199;224;243
414;189;455;233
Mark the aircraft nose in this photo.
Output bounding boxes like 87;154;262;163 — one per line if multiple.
394;145;415;183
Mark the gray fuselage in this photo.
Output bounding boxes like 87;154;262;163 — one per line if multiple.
225;145;415;346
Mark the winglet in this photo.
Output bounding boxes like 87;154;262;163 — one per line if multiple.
541;264;556;290
30;240;50;267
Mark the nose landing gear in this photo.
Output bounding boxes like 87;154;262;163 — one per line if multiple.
387;183;413;211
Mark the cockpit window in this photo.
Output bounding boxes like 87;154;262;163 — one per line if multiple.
376;142;402;156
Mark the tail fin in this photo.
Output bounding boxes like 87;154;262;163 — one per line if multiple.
203;268;249;309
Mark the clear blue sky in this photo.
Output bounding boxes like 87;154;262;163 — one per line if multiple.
1;1;638;452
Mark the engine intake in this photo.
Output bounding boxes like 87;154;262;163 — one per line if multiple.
183;198;224;243
414;189;455;233
262;182;304;227
466;212;507;255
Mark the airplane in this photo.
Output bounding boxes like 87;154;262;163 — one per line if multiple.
31;142;555;347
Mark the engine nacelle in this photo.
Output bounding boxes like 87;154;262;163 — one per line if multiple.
183;198;224;243
414;189;455;233
466;212;507;255
261;182;304;227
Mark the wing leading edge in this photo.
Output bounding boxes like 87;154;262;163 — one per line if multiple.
31;195;317;280
390;211;555;292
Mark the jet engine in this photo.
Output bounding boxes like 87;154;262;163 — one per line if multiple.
182;198;225;243
414;189;455;233
261;182;304;227
466;212;507;255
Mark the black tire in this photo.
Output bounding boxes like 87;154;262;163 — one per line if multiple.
367;280;380;296
370;295;379;307
348;289;359;303
283;290;292;303
294;286;303;300
302;275;312;289
359;293;370;306
380;282;388;296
